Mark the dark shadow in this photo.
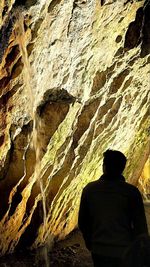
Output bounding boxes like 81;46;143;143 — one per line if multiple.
8;190;23;216
123;234;150;267
140;0;150;57
124;7;143;50
17;201;43;249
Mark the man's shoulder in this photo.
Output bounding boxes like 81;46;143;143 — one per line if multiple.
124;181;139;191
83;179;141;195
83;180;100;193
123;181;141;196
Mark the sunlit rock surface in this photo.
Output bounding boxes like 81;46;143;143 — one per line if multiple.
0;0;149;255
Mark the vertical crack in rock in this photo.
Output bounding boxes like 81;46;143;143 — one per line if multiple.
0;13;14;63
48;0;62;13
124;7;144;50
91;70;107;95
108;69;130;94
124;0;150;56
140;0;150;57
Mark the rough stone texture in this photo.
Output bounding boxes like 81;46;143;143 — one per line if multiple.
0;0;149;255
138;157;150;198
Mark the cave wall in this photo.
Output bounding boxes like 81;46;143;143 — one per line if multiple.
0;0;149;255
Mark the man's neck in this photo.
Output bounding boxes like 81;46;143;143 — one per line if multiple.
100;173;125;182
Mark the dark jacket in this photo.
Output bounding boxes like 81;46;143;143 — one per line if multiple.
78;174;148;258
123;234;150;267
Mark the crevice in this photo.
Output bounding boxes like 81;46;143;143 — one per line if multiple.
140;0;150;57
48;0;62;13
108;69;130;94
0;148;11;182
0;12;14;63
73;98;100;148
124;7;144;50
8;190;22;217
114;47;124;57
0;77;10;93
66;0;77;37
124;0;134;5
0;135;5;147
0;83;22;110
127;54;139;67
10;57;24;79
121;76;133;92
13;0;37;8
0;57;23;96
91;70;107;95
26;42;34;57
5;45;20;68
94;97;116;139
31;18;44;42
0;144;14;220
17;201;43;249
106;61;117;79
2;1;9;18
104;97;122;126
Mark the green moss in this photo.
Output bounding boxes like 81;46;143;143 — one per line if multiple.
41;103;80;168
124;117;149;184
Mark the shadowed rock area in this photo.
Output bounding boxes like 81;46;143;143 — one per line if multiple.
0;0;149;258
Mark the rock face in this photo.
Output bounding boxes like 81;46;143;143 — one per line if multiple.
0;0;149;256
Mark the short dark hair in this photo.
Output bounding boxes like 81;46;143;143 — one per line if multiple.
103;149;127;175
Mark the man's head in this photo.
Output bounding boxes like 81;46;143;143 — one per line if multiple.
103;149;127;175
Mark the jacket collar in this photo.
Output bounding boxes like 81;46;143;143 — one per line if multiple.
100;173;125;182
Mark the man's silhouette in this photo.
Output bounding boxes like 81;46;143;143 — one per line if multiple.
78;150;148;267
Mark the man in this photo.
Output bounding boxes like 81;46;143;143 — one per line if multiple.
78;150;148;267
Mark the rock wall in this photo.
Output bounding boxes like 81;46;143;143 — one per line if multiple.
0;0;149;255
